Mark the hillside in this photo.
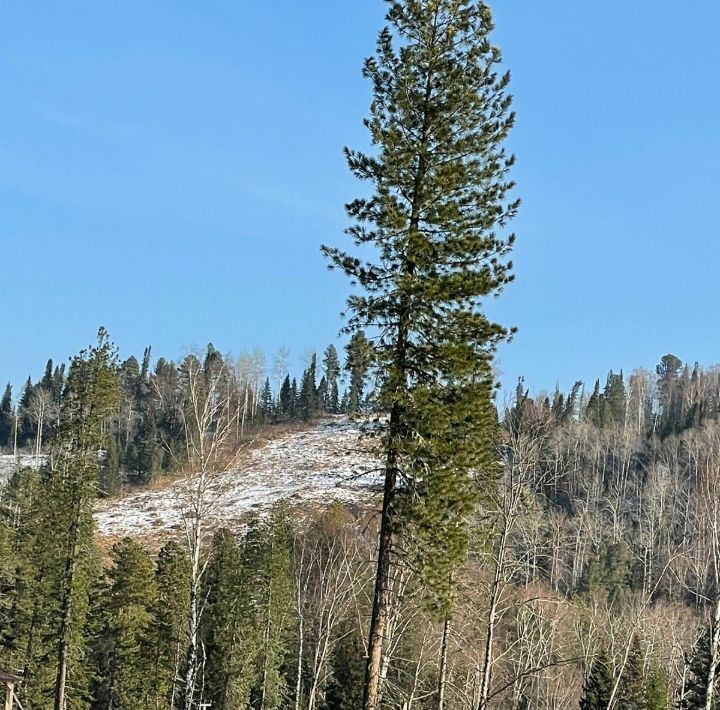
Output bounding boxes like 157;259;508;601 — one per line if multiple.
0;453;44;483
94;417;381;539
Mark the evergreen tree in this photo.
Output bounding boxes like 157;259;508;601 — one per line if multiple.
99;432;121;496
290;378;299;420
322;345;341;414
128;408;162;485
17;376;34;448
580;651;613;710
682;628;719;709
656;353;684;436
146;541;191;710
51;363;66;402
0;383;12;449
279;375;293;421
321;624;365;710
99;538;157;709
317;375;329;413
344;331;373;415
140;345;152;381
339;388;350;414
260;377;274;423
603;371;627;427
299;354;318;421
578;541;633;608
0;466;44;682
44;327;121;710
322;1;517;705
586;379;603;427
245;507;296;710
564;380;583;421
202;529;257;709
40;358;54;391
644;664;669;710
617;636;644;710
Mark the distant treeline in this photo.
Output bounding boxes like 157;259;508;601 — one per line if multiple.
0;331;374;492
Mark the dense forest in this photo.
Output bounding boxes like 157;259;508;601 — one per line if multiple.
4;338;720;709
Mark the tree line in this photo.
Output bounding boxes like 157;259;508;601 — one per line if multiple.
0;332;375;493
6;341;720;708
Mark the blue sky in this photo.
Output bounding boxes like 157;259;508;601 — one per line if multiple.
1;2;719;399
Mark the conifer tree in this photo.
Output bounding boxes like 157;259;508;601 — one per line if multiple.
260;377;274;423
317;375;329;413
128;408;162;485
40;358;54;391
51;363;66;402
617;636;645;710
99;538;157;709
321;624;365;710
656;354;684;436
580;651;613;710
322;1;517;706
245;507;296;710
46;327;121;710
0;383;12;449
279;375;293;421
603;371;627;427
0;466;43;681
290;378;299;420
564;380;583;421
299;354;318;421
202;529;258;709
146;541;191;709
339;388;350;414
643;664;669;710
344;331;373;415
586;379;603;427
682;628;719;709
140;345;152;380
322;345;341;414
17;376;34;448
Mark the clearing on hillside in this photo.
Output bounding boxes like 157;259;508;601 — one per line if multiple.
95;417;381;539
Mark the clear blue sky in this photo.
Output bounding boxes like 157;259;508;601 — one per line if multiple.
1;2;719;398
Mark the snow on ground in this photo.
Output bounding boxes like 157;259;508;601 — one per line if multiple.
0;454;45;483
95;418;382;539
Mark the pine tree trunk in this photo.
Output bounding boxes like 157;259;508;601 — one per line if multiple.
362;44;436;708
54;508;80;710
437;614;451;710
362;401;401;710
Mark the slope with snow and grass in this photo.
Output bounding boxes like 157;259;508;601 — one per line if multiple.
94;417;382;539
0;454;45;483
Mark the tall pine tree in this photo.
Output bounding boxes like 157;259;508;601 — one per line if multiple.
322;2;517;706
47;327;120;710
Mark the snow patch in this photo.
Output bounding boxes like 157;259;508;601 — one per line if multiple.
0;454;45;483
94;418;382;538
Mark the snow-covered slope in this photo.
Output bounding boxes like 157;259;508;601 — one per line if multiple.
95;418;381;539
0;454;45;483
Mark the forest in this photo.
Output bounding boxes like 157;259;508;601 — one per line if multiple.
1;0;715;709
3;339;720;709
